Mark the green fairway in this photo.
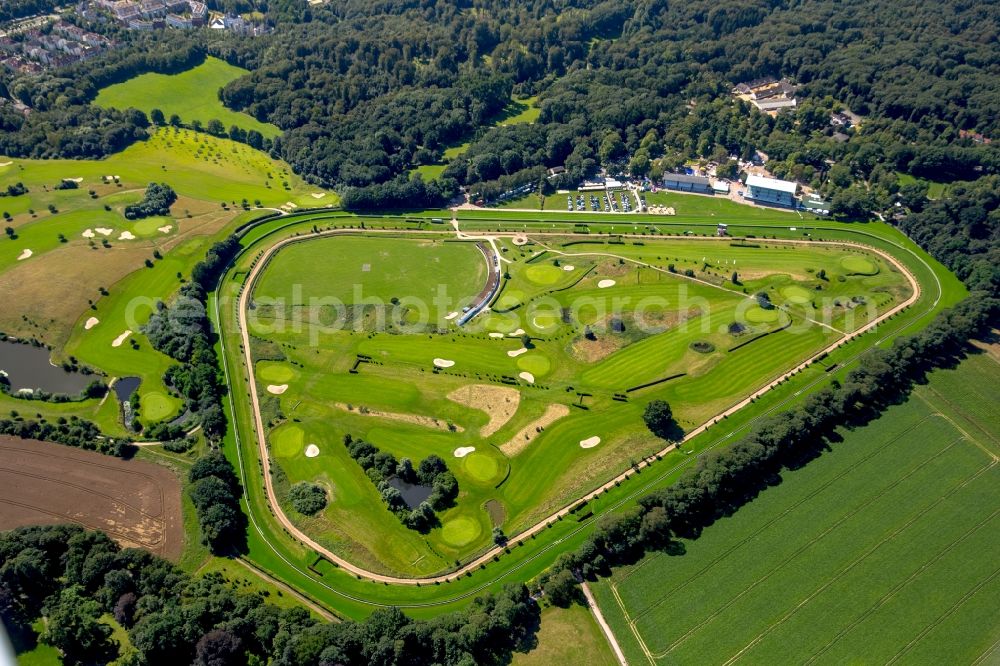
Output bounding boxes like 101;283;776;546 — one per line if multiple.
95;56;281;139
229;225;912;576
591;352;1000;665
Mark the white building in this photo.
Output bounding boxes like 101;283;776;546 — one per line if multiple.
745;175;798;207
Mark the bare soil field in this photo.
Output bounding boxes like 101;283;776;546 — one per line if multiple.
0;436;183;560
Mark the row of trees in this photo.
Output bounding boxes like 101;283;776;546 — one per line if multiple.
343;434;458;532
0;414;134;458
540;294;998;604
0;524;539;665
188;452;246;554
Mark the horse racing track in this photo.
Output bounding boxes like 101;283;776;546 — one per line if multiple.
0;436;183;559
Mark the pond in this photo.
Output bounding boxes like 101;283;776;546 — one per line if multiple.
387;477;433;509
112;376;141;403
0;339;92;395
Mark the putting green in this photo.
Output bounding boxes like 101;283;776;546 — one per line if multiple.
464;452;500;482
745;306;780;323
271;425;304;458
258;362;295;383
781;285;812;304
525;264;563;285
440;515;482;547
133;216;173;237
141;391;174;422
517;354;551;376
840;255;878;275
494;289;525;310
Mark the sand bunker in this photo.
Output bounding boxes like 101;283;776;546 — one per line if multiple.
512;234;529;246
489;332;505;338
508;328;525;337
82;229;95;238
507;347;528;358
16;249;32;261
444;311;459;321
0;161;12;167
157;225;172;234
519;371;535;383
447;384;520;437
598;279;616;288
118;231;136;240
111;330;132;347
334;402;461;432
305;444;320;458
84;317;99;330
500;404;571;456
66;177;84;183
433;358;455;368
454;446;476;458
311;192;326;199
95;228;112;236
563;265;575;271
267;384;288;395
580;436;601;449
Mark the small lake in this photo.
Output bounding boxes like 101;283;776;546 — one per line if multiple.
388;477;433;509
113;377;141;403
0;339;92;394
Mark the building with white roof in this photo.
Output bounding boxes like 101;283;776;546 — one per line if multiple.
745;174;798;207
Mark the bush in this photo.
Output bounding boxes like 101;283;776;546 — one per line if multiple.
124;183;176;219
288;482;327;515
690;341;715;353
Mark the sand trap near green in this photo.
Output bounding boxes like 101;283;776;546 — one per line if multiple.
517;354;551;376
257;362;295;383
781;285;812;304
271;425;304;458
440;515;482;547
141;391;175;422
525;264;563;285
464;452;500;482
531;311;560;332
840;255;878;275
133;216;173;237
745;306;780;323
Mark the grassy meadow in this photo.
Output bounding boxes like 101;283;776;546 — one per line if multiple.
591;351;1000;665
240;229;908;576
94;56;281;139
512;603;618;666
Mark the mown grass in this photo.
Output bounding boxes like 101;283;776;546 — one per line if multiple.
205;207;964;619
592;352;1000;665
94;56;280;139
236;229;903;576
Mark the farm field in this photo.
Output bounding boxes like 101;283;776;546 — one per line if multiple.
0;436;184;559
0;128;328;428
94;56;281;139
591;350;1000;665
238;227;910;576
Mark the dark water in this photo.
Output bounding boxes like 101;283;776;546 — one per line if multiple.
0;339;92;394
113;376;141;403
388;477;433;509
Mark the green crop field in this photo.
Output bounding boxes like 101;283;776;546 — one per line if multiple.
94;56;281;139
233;226;911;577
591;351;1000;665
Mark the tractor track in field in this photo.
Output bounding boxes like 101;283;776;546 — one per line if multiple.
215;216;931;606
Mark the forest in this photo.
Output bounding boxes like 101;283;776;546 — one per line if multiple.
0;524;539;665
1;0;998;211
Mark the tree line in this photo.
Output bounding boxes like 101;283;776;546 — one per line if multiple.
0;523;540;665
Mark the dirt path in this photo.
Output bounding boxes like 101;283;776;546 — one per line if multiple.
582;582;629;666
230;226;921;585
